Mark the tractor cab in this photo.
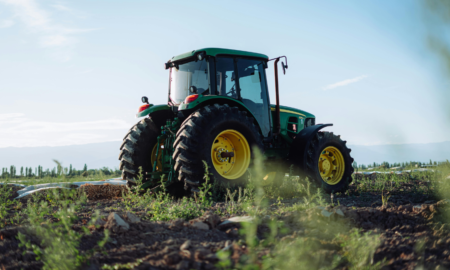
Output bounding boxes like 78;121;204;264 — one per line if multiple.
166;48;272;136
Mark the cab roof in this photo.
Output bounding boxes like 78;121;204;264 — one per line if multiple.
170;47;269;62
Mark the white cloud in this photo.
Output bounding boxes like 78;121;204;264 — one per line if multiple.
0;0;97;61
0;19;14;28
80;69;93;74
0;114;132;147
323;75;369;90
39;34;73;47
51;4;70;11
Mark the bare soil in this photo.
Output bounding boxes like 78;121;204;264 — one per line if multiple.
1;180;450;270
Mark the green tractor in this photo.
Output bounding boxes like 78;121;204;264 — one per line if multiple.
119;48;354;195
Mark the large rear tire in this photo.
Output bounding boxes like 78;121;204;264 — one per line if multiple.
119;118;159;183
291;131;354;194
172;104;263;193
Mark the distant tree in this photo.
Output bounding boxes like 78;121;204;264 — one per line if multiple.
83;164;87;172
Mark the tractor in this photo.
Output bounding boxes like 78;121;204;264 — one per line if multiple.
119;48;354;196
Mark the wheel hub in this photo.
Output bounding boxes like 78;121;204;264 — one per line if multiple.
211;130;250;179
318;147;345;185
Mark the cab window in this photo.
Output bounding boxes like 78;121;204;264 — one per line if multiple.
237;58;271;136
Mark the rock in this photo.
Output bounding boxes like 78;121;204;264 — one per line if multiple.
202;212;221;229
194;249;209;260
192;222;209;230
429;204;436;213
124;212;141;223
90;217;106;226
104;212;130;232
171;218;185;228
180;240;191;250
164;251;181;265
226;228;239;237
218;216;254;227
181;249;191;258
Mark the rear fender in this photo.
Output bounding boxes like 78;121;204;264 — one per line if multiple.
136;104;173;127
288;124;333;169
179;95;263;135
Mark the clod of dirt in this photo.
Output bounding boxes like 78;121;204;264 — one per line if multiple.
180;240;191;250
201;211;221;229
79;183;128;200
124;212;141;224
104;212;130;232
90;217;106;227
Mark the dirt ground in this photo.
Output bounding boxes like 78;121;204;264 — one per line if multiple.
1;179;450;270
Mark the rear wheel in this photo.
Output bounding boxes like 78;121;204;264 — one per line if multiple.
292;131;354;193
172;104;263;193
119;118;159;183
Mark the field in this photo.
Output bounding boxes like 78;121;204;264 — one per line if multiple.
1;160;450;270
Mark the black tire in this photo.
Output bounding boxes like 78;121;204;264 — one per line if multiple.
119;118;159;183
172;104;263;193
292;131;354;194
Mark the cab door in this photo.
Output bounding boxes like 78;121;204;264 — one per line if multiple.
236;58;271;137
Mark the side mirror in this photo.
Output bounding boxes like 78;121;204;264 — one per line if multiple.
282;61;288;75
190;86;197;93
142;96;149;104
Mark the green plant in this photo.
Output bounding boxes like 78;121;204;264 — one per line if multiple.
339;229;383;269
18;202;85;270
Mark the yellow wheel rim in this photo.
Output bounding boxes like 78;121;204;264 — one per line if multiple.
318;146;345;185
151;140;164;172
211;130;251;179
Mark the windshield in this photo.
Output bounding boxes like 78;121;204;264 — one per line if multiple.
170;59;209;104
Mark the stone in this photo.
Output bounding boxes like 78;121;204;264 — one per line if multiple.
180;240;191;250
124;212;141;224
218;216;254;227
164;251;181;265
90;217;106;226
192;222;209;230
202;212;221;229
104;212;130;232
171;218;185;228
195;249;209;260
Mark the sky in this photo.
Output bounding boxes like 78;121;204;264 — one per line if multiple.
0;0;449;148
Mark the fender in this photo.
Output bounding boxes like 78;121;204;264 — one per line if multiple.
179;95;265;135
136;104;173;128
288;124;333;169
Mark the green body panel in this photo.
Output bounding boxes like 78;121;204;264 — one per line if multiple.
270;105;316;145
136;104;170;118
170;47;269;62
178;94;264;133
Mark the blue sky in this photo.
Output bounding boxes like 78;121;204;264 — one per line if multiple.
0;0;449;148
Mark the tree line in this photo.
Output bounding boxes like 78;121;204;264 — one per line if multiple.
352;160;450;170
0;162;121;179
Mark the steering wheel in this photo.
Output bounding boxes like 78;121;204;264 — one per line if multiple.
226;84;237;97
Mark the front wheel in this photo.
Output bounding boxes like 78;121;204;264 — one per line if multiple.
293;131;354;193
